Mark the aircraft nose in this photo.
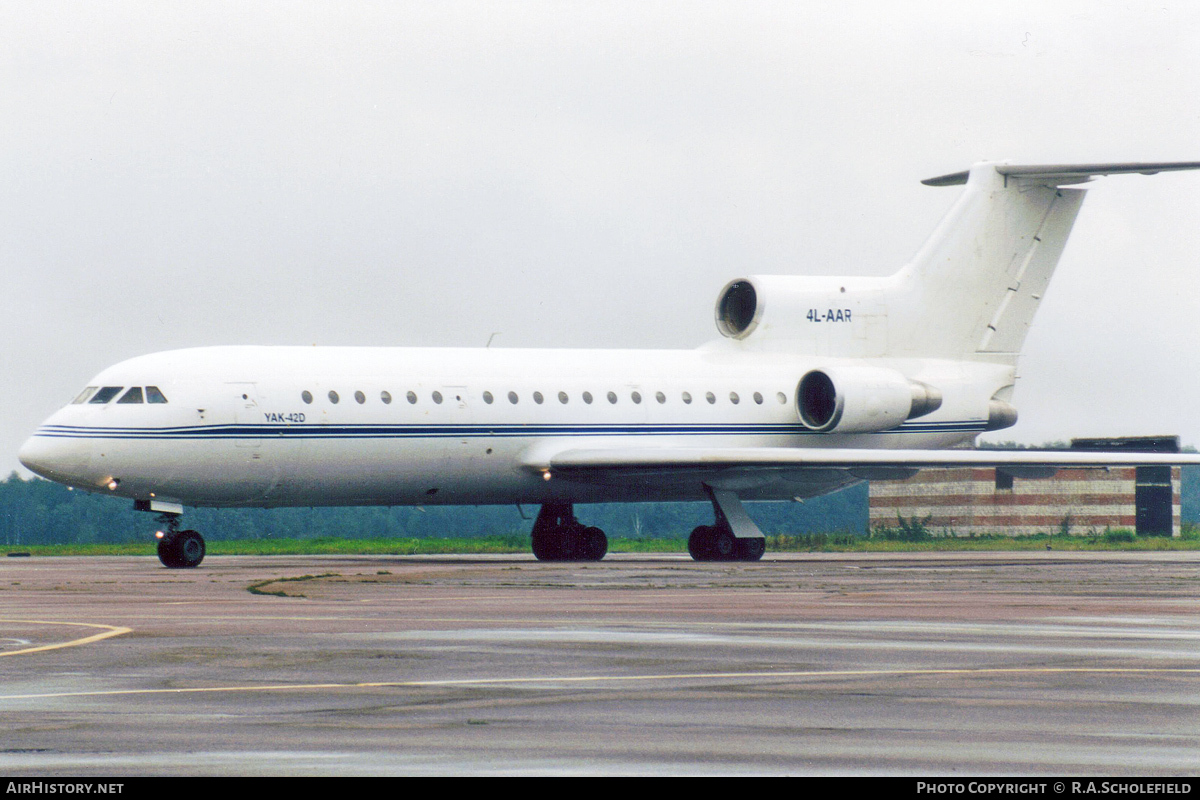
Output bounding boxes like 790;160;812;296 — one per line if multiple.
18;431;93;484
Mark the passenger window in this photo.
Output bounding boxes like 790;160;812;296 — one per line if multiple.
705;392;716;404
302;391;313;404
607;391;618;404
558;391;568;404
432;391;443;404
508;391;519;404
72;387;98;404
729;392;739;405
381;391;392;404
682;391;692;404
328;390;340;404
533;391;544;404
483;391;494;404
89;387;123;404
582;391;593;404
354;391;366;404
655;391;666;404
777;392;787;404
407;391;418;404
631;391;642;404
117;387;144;404
146;386;168;404
753;392;763;405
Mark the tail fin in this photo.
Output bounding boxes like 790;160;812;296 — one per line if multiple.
894;161;1200;361
717;161;1200;362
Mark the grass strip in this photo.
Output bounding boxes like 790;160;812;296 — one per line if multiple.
6;532;1200;557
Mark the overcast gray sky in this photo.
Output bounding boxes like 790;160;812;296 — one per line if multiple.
5;1;1200;475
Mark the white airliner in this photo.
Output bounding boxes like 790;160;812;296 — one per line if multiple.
19;161;1200;568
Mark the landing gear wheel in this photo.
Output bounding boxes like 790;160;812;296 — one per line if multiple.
530;503;608;562
736;537;766;562
711;528;737;561
688;525;714;561
175;530;205;568
157;538;179;568
559;523;583;561
689;526;762;562
582;527;607;561
532;528;558;561
159;530;205;569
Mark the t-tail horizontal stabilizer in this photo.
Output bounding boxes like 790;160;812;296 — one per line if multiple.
922;161;1200;187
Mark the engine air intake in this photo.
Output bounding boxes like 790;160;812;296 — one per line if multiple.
797;367;942;433
797;371;838;429
715;280;759;339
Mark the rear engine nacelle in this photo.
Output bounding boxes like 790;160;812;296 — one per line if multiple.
797;367;942;433
715;274;893;342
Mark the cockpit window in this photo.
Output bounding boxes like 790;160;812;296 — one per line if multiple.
117;387;144;404
89;386;124;404
145;386;168;404
72;387;98;404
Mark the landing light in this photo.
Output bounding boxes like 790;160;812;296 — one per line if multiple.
106;478;120;491
542;470;552;482
155;530;165;540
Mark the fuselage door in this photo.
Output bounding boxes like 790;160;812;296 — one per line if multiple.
228;382;263;449
218;381;282;503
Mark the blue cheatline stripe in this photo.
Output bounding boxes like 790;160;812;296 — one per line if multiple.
35;419;989;440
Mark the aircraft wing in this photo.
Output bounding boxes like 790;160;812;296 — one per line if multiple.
527;446;1200;489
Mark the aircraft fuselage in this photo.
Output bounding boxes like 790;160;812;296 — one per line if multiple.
19;344;1007;509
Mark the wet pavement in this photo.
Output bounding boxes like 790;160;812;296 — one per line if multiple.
1;551;1198;775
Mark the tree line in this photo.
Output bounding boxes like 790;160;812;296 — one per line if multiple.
0;472;868;546
8;460;1196;547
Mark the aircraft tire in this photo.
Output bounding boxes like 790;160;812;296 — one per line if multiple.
688;526;714;561
711;528;737;561
171;530;206;569
531;528;558;561
157;538;179;568
737;537;766;562
583;527;607;561
560;523;584;561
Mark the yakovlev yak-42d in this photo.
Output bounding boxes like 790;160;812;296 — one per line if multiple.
20;161;1200;567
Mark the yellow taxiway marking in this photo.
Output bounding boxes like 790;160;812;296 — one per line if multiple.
1;665;1198;701
0;620;132;658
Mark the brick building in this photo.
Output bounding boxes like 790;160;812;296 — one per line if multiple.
869;438;1182;537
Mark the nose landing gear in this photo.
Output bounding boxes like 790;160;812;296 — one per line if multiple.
155;512;206;569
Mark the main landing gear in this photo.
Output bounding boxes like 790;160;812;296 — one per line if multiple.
687;487;766;562
687;525;765;561
155;513;206;569
531;502;608;561
529;489;767;563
